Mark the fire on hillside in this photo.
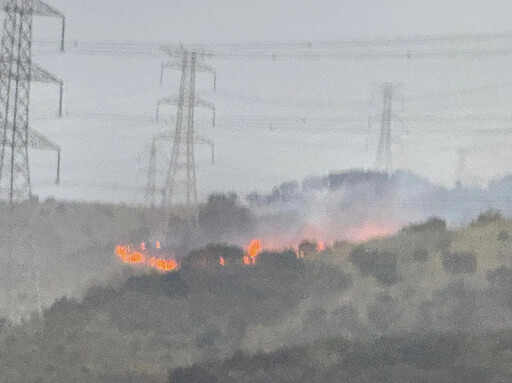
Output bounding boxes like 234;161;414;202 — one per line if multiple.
114;237;322;272
114;222;397;273
115;244;180;272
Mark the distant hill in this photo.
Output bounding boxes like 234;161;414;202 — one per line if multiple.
3;213;512;382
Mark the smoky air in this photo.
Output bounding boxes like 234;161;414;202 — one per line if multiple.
1;1;512;382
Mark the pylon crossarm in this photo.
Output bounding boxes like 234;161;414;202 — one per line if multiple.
157;96;179;106
196;63;216;90
31;0;63;17
29;129;59;150
154;131;174;141
153;133;215;165
160;61;183;85
156;96;179;121
29;129;61;184
195;135;215;165
0;0;63;17
31;63;64;117
31;63;61;84
160;45;213;58
195;98;215;127
195;98;214;110
161;61;182;71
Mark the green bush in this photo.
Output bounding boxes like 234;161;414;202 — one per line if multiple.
413;248;429;262
441;252;477;274
498;230;509;241
349;246;399;285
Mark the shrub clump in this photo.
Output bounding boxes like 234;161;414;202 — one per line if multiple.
498;230;509;242
413;249;429;262
349;246;399;286
441;252;477;274
472;209;504;226
405;217;447;233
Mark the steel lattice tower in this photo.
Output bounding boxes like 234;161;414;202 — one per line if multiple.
151;49;215;207
372;83;405;175
0;0;65;203
375;83;394;173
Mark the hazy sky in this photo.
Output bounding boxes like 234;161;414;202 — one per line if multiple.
23;1;512;204
46;0;512;42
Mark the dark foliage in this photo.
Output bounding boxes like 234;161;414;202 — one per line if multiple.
404;217;447;234
183;244;244;269
169;366;219;383
82;286;119;309
498;230;509;241
169;331;499;383
349;246;399;285
487;266;512;308
198;193;254;242
258;250;305;271
422;281;479;329
298;241;319;258
367;293;400;332
441;252;477;274
413;248;429;262
472;209;504;226
122;271;189;298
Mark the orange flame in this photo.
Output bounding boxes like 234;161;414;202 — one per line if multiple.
247;239;262;258
244;239;262;265
317;241;326;252
219;257;226;266
115;245;179;272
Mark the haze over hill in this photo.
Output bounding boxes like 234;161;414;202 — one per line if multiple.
16;0;512;205
2;1;512;382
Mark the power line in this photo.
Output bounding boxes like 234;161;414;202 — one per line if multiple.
29;31;512;60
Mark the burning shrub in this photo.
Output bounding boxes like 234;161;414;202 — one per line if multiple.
183;244;244;269
441;252;477;274
349;246;399;286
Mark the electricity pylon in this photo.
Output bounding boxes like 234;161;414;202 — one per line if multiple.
371;83;404;174
145;130;215;207
155;49;216;207
0;0;65;203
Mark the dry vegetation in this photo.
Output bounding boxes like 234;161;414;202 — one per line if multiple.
1;201;512;382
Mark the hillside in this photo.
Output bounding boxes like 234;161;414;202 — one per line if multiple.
2;211;512;382
169;331;512;383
